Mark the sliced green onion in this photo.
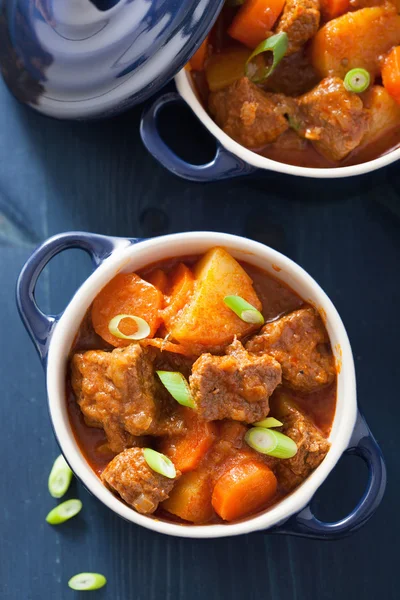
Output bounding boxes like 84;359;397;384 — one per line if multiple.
68;573;107;591
245;32;288;83
156;370;195;408
108;314;150;340
224;295;264;325
253;417;283;428
343;68;370;93
48;455;73;498
46;499;82;525
143;448;176;479
245;427;297;458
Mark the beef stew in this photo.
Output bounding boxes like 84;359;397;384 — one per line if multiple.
67;247;337;524
188;0;400;169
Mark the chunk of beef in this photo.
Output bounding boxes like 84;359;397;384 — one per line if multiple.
101;447;180;513
71;344;184;453
295;77;368;161
276;0;320;55
264;50;320;97
273;397;330;491
246;308;335;393
209;77;294;149
190;339;282;422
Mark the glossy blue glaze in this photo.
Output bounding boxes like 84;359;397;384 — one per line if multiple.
16;231;387;538
0;0;224;118
141;92;257;181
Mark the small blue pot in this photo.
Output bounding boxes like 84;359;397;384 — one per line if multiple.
16;231;386;538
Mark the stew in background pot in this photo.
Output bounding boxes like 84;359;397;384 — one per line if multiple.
188;0;400;168
67;248;337;524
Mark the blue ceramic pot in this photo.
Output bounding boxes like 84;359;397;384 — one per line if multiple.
0;0;223;118
16;231;387;538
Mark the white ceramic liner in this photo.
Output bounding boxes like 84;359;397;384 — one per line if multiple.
47;232;356;538
175;69;400;178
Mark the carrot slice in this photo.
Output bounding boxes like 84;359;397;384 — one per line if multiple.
190;36;209;71
144;269;168;294
320;0;349;20
91;273;163;347
228;0;286;49
160;410;217;473
212;460;277;521
162;471;213;523
162;263;195;329
382;46;400;105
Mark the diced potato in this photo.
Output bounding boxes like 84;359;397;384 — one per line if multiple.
361;86;400;147
168;247;262;348
311;6;400;79
162;471;213;523
206;47;251;92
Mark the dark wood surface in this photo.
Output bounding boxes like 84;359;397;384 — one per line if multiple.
0;75;398;600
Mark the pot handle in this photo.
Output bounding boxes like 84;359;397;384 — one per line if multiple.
272;411;386;539
140;92;256;182
16;232;134;364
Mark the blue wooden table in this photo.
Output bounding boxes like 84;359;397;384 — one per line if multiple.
0;74;398;600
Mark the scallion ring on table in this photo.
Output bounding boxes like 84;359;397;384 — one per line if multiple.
143;448;177;479
245;427;298;458
46;499;82;525
68;573;107;591
343;68;370;93
108;314;150;340
224;295;264;325
156;370;195;408
48;454;73;498
253;417;283;428
245;32;288;83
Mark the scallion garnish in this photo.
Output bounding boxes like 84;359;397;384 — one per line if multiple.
245;32;288;83
48;455;73;498
108;314;150;340
253;417;283;428
46;499;82;525
343;68;370;93
224;295;264;325
143;448;176;479
156;371;195;408
68;573;107;591
245;427;297;458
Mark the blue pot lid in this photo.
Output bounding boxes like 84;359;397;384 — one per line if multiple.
0;0;224;119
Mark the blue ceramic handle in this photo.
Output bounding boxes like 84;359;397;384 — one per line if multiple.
273;411;386;539
16;232;133;363
140;92;256;182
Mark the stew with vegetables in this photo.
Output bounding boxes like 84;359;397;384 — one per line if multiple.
67;248;337;524
188;0;400;168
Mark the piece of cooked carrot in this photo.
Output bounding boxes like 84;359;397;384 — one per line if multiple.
228;0;286;49
382;47;400;105
162;263;195;329
190;36;209;71
144;269;169;294
212;460;277;521
320;0;349;20
162;471;213;523
91;273;163;347
160;410;217;473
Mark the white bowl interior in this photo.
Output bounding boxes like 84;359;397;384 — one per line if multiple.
47;232;357;538
175;69;400;179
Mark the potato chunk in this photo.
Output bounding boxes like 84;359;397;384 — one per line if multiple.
361;85;400;148
168;247;262;349
311;6;400;79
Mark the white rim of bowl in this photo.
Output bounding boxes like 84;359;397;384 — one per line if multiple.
46;232;357;538
175;69;400;179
